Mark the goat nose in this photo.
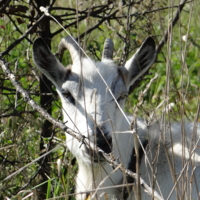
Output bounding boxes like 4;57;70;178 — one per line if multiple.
95;126;112;153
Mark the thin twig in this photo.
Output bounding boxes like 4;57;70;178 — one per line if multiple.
0;14;46;57
156;0;189;54
0;0;12;13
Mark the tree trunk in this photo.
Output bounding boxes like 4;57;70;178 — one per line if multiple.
34;0;53;199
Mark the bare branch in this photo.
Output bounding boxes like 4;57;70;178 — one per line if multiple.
0;14;46;57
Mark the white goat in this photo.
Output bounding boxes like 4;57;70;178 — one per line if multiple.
33;36;200;200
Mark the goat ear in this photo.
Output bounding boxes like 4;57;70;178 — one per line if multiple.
33;37;67;88
124;37;156;92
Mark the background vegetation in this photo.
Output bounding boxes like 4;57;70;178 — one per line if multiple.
0;0;200;199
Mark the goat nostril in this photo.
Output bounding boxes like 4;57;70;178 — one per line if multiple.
95;127;112;153
96;137;112;153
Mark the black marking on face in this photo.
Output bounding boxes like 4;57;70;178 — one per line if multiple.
62;90;76;105
128;139;148;179
122;139;148;199
96;126;112;154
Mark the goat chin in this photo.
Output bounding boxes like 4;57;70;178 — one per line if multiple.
75;156;125;200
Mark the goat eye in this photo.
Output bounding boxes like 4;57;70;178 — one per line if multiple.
62;91;70;98
117;93;128;101
62;91;75;105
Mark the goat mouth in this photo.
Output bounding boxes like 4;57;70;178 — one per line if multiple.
84;148;105;163
84;137;112;163
96;137;112;154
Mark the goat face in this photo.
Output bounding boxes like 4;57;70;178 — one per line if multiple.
32;36;156;164
59;58;127;160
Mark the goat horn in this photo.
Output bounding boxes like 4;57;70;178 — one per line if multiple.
57;36;82;63
102;38;114;60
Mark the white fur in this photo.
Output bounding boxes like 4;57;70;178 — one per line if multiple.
33;37;200;200
129;121;200;200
